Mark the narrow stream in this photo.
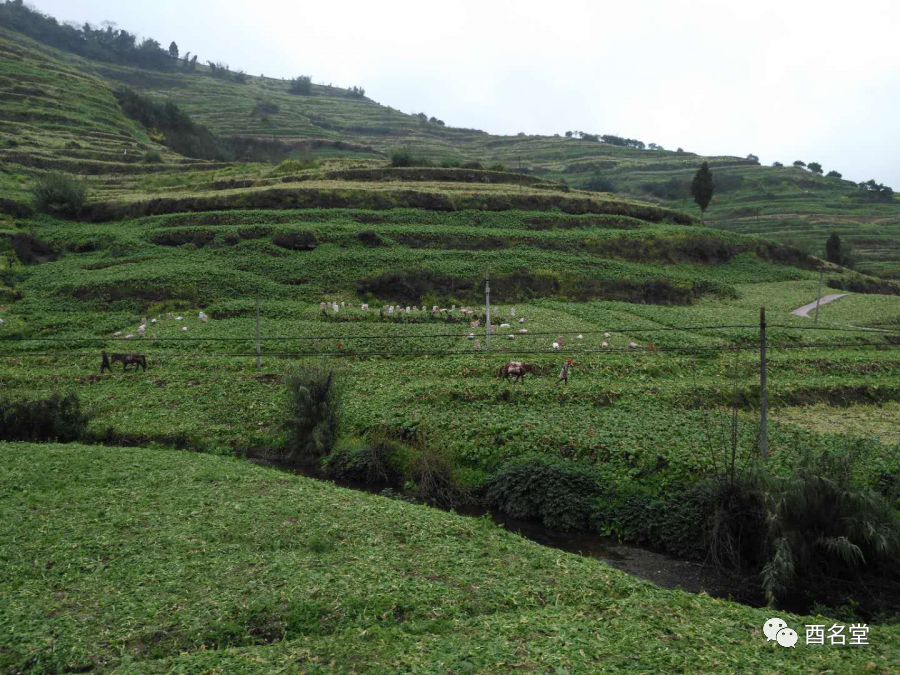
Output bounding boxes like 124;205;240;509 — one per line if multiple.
249;457;761;606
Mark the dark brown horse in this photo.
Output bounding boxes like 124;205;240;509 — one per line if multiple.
499;361;536;384
101;351;147;373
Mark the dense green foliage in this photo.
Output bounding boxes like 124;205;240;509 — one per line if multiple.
0;391;89;442
0;0;177;69
486;454;604;531
30;172;86;216
282;366;342;462
761;446;900;612
114;87;230;161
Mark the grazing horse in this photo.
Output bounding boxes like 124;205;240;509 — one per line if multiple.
101;351;147;373
499;361;536;384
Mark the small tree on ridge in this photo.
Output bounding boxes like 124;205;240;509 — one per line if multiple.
690;162;714;220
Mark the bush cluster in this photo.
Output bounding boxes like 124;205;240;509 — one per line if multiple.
0;392;90;443
322;435;404;485
31;172;87;217
485;455;603;531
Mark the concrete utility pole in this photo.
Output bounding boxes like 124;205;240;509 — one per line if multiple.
814;270;824;323
485;270;491;351
255;287;261;372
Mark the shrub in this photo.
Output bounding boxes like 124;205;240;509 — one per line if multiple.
488;162;507;172
31;172;87;217
409;431;471;508
281;366;341;463
1;137;19;148
11;233;57;264
439;157;461;168
585;175;617;193
0;392;90;442
289;75;312;95
485;455;603;531
390;147;413;167
322;435;403;485
760;447;900;609
462;161;483;170
252;100;279;116
273;231;317;251
142;149;163;163
357;230;383;247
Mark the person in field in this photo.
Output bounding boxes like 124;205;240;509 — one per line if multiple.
557;359;573;385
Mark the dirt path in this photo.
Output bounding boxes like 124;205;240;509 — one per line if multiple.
790;293;848;318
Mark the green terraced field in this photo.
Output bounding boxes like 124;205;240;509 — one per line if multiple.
1;12;900;672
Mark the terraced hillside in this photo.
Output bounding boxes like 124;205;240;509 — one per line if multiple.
2;22;897;277
1;12;900;671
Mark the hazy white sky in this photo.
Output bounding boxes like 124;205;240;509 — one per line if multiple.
31;0;900;187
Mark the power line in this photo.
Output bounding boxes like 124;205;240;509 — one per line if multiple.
0;323;896;343
1;341;898;359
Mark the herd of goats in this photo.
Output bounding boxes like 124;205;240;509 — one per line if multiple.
96;302;648;382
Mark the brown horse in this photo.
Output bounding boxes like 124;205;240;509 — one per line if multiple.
499;361;536;384
101;351;147;373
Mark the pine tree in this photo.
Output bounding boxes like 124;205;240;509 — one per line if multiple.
690;162;714;219
168;41;178;59
825;233;842;265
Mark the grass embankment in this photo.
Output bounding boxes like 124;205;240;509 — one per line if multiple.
2;443;898;674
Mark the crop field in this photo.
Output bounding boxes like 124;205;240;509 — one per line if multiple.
2;12;900;672
3;444;898;673
3;210;899;497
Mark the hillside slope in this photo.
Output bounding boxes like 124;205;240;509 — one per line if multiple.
2;20;897;278
0;19;900;278
3;444;898;673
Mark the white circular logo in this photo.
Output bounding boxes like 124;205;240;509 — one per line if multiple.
763;618;788;642
776;627;798;648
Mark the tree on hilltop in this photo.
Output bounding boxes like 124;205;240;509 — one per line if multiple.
746;153;759;162
826;170;842;179
772;161;784;167
168;41;178;59
289;75;312;95
690;162;714;220
808;162;823;174
793;160;806;168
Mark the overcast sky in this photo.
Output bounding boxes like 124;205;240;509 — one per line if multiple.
31;0;900;187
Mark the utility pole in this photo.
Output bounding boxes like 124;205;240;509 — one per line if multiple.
759;307;768;459
255;287;261;372
485;270;491;351
813;269;824;323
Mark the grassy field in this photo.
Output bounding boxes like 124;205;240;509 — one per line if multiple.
2;443;898;674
